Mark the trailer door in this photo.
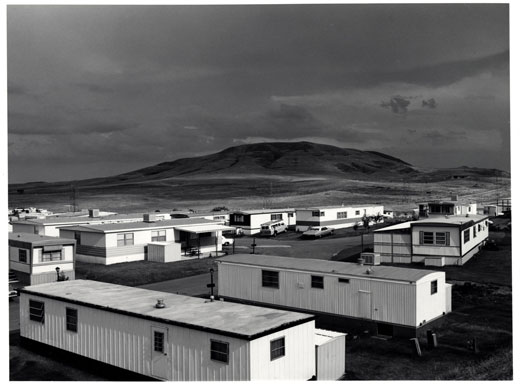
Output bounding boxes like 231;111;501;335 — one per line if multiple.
151;326;170;380
358;290;372;320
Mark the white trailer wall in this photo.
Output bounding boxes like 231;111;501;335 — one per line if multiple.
249;320;315;380
19;293;252;381
218;263;422;327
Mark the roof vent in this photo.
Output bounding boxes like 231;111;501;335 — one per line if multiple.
155;298;166;309
144;213;156;223
451;195;459;201
366;267;374;274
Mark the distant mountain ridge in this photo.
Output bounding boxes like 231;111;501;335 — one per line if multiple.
111;141;419;182
9;141;510;192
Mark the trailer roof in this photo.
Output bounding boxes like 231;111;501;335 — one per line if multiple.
11;212;157;226
231;208;295;215
58;218;219;233
21;280;314;340
8;232;76;246
296;204;381;211
221;255;442;283
375;215;488;233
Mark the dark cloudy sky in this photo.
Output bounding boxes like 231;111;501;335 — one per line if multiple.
7;4;509;183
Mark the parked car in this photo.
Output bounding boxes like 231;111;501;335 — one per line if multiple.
222;236;234;246
260;220;287;237
301;226;335;239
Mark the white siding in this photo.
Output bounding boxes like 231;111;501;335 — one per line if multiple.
19;294;252;381
218;263;418;327
249;320;315;380
415;273;448;326
315;333;346;380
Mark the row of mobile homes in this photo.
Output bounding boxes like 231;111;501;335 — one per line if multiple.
19;280;317;381
418;196;477;217
9;233;75;285
229;209;295;235
170;211;230;224
59;218;232;265
295;205;384;232
374;215;489;266
218;255;451;337
11;211;171;237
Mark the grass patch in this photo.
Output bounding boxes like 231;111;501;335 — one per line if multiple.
75;258;218;286
343;283;512;380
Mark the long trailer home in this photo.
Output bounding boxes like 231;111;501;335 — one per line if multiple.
59;218;232;265
11;211;171;237
417;196;477;217
295;205;384;232
229;208;295;235
374;215;489;266
19;280;318;381
218;255;451;337
9;233;76;285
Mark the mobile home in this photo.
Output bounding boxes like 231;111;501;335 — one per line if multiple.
418;196;477;217
295;205;384;232
11;211;172;237
374;215;489;266
9;233;75;285
19;280;316;381
218;255;451;337
229;209;295;235
59;218;232;265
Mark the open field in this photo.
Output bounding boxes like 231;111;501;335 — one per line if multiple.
9;175;510;214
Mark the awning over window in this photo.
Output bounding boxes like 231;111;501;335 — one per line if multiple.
175;225;236;234
43;245;63;252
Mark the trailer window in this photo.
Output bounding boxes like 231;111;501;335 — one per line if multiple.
270;337;285;360
337;211;348;219
312;211;325;217
431;280;438;295
18;249;27;263
154;331;164;353
210;340;229;363
151;230;166;242
311;275;324;289
66;308;78;332
473;226;477;238
233;215;244;223
29;300;45;323
262;270;279;288
271;213;283;221
117;233;134;247
464;229;470;243
338;278;350;284
74;232;81;246
42;250;62;262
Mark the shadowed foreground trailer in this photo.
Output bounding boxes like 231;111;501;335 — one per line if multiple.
19;280;316;381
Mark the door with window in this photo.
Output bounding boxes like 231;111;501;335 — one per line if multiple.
151;326;170;380
358;290;372;320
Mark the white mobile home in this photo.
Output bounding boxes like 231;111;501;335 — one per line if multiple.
9;233;75;285
374;215;489;266
19;280;316;381
418;196;477;218
11;211;171;237
295;205;384;232
218;255;451;337
59;218;232;265
229;209;295;235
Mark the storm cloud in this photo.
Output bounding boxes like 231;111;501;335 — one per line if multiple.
6;4;509;182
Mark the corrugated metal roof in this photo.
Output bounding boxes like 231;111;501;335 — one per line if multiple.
221;255;442;282
59;218;219;233
232;208;295;215
21;280;313;339
8;232;75;246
